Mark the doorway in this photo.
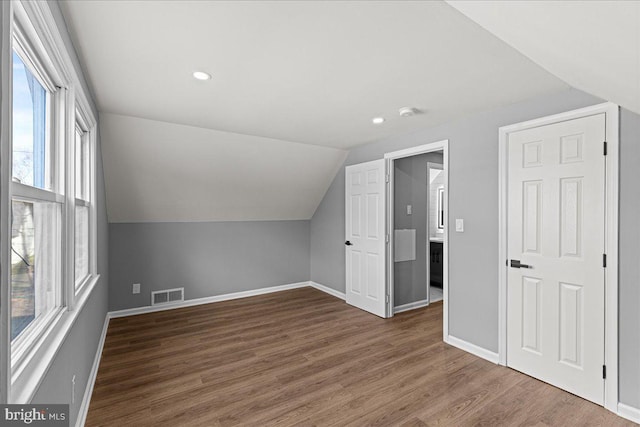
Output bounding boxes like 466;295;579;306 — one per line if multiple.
390;152;444;314
343;141;449;331
385;141;449;326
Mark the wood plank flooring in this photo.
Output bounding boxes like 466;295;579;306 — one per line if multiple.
86;287;634;426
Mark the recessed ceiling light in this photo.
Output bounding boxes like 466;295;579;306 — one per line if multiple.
372;117;385;125
193;71;211;81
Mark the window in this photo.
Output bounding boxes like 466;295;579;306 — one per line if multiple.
74;122;91;290
11;51;50;190
10;47;63;356
3;0;99;403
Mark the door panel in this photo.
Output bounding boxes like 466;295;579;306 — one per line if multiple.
345;159;387;317
507;114;605;405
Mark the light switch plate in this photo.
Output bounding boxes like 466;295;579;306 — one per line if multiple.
133;283;141;294
407;205;412;215
455;219;464;232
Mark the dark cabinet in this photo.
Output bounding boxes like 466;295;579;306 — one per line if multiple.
430;241;443;287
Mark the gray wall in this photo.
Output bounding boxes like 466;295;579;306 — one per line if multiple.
109;220;310;311
393;152;442;306
618;109;640;408
310;88;640;406
29;3;109;426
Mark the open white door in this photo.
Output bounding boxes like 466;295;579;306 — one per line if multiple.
345;159;387;318
507;114;606;404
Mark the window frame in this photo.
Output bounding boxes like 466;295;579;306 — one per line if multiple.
73;106;96;295
1;0;100;404
8;196;64;369
9;28;65;372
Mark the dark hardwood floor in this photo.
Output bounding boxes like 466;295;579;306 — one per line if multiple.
86;287;634;426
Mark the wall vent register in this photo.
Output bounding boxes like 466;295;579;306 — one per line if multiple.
151;287;185;305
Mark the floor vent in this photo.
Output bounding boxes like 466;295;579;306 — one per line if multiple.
151;287;184;306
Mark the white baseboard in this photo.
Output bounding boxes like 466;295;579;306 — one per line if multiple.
109;281;347;319
394;299;429;314
76;313;109;427
618;403;640;424
108;281;310;318
309;281;346;300
445;334;499;364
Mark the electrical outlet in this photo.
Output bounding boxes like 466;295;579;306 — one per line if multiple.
132;283;141;294
406;204;412;215
455;219;464;232
71;375;76;405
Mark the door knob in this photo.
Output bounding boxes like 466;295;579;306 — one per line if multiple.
345;241;353;246
510;259;533;269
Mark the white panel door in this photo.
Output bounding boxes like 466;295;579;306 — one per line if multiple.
345;159;387;318
507;114;606;404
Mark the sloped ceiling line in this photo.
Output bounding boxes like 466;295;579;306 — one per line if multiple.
447;0;640;116
60;1;575;222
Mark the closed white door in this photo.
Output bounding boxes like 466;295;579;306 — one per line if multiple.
507;114;606;404
345;159;387;318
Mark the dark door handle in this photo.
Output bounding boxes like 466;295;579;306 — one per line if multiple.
345;241;353;246
510;259;533;269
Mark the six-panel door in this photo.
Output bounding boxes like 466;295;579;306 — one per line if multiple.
345;159;387;318
507;114;606;404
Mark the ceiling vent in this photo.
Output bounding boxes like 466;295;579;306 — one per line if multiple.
151;287;184;306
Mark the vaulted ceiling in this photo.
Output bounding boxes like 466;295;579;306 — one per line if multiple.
60;0;633;223
447;0;640;116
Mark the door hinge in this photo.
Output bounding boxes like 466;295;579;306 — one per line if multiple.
385;234;389;244
385;174;390;183
603;141;608;156
603;253;607;268
385;295;390;303
603;365;607;379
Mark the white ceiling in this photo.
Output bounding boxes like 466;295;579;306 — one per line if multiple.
59;1;573;222
60;0;567;149
100;113;346;222
447;0;640;116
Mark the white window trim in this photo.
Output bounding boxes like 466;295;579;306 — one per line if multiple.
73;93;97;300
11;275;100;404
1;0;14;405
0;0;100;403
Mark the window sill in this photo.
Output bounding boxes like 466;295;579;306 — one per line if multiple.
10;274;101;403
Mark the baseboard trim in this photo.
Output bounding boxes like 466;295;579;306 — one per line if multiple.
75;313;109;427
618;403;640;424
394;299;429;314
309;281;346;300
445;334;499;364
108;282;310;318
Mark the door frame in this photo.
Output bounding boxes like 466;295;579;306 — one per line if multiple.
498;102;619;411
384;140;449;339
426;162;444;305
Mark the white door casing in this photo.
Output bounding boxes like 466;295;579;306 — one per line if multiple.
345;159;387;318
506;113;606;404
426;162;444;305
